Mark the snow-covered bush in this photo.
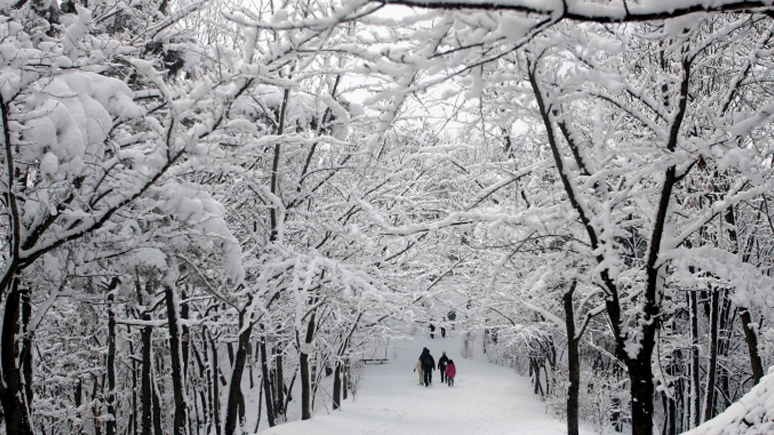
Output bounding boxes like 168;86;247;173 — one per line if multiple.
546;367;629;434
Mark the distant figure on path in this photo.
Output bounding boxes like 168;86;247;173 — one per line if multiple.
448;310;456;330
438;351;449;383
413;358;424;386
420;347;436;387
429;323;436;339
445;359;456;386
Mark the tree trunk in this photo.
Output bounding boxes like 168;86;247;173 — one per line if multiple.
225;311;253;435
259;332;276;427
332;362;342;410
703;288;720;422
739;308;764;384
106;285;118;435
75;378;84;435
689;290;701;429
629;353;656;435
274;350;287;423
21;285;32;410
152;371;164;435
342;359;349;401
165;285;189;435
92;376;103;435
181;287;190;376
129;331;138;435
0;277;34;435
191;338;208;434
300;311;317;420
209;331;221;435
141;307;153;435
563;284;579;435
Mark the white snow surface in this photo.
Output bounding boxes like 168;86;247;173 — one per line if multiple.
683;368;774;435
255;334;597;435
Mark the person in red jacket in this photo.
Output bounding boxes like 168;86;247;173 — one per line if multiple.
445;359;456;386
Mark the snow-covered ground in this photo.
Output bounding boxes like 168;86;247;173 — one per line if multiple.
254;332;598;435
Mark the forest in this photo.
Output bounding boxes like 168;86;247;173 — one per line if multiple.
0;0;773;434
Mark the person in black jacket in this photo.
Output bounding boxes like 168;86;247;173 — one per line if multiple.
438;351;449;383
420;347;436;387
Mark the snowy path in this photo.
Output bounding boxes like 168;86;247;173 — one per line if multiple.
255;333;598;435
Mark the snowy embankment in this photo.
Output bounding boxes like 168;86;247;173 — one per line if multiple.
683;368;774;435
254;332;598;435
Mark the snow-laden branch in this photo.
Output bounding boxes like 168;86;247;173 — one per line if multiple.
379;0;774;22
520;298;566;333
664;179;774;257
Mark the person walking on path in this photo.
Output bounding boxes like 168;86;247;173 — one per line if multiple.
420;348;435;387
413;358;424;386
445;359;456;386
438;351;449;383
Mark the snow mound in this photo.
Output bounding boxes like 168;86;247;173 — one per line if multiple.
683;368;774;435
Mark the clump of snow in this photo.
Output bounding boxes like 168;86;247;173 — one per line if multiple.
22;71;141;180
494;15;535;40
156;183;245;284
39;152;59;176
464;66;483;100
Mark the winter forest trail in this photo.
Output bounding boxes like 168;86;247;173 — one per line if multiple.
255;332;598;435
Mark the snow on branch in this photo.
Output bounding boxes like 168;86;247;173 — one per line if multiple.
378;0;774;23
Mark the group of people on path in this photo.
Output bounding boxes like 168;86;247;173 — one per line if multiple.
413;348;456;387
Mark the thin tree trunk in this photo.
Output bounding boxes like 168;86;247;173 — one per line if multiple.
75;377;84;435
259;332;276;427
130;335;138;435
739;308;764;384
92;376;103;435
342;359;349;401
21;285;32;410
152;370;164;435
181;287;190;376
141;307;153;435
563;283;579;435
333;362;342;410
165;285;189;435
253;376;264;433
106;282;118;435
703;288;720;422
300;311;317;420
225;310;253;435
274;350;287;423
192;339;209;434
209;331;221;435
689;290;701;429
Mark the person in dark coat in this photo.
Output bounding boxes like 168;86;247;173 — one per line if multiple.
429;323;436;339
420;347;435;387
438;351;449;383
